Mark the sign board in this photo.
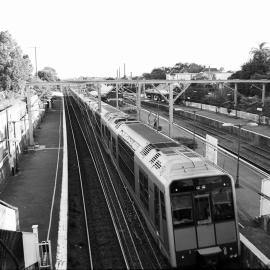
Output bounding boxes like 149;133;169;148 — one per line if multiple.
0;200;19;231
260;178;270;216
23;232;39;268
205;134;218;165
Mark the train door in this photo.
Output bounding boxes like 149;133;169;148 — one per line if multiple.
111;136;117;159
194;194;216;248
160;191;169;250
154;184;160;234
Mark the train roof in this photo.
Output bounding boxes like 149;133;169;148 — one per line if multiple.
127;123;173;145
75;91;228;186
118;122;225;184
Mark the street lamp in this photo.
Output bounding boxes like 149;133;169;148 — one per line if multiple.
222;122;258;188
157;99;160;131
192;110;197;145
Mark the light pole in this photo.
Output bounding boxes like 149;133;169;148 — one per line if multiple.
222;122;258;188
192;110;197;145
29;46;38;80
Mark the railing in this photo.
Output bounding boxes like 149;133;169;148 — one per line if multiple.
39;241;52;269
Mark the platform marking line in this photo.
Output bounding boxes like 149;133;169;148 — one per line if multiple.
238;222;245;229
240;233;270;267
55;96;68;270
47;104;62;241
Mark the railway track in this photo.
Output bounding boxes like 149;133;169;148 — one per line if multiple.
66;94;136;269
65;92;169;269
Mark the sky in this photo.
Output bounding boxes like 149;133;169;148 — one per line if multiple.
0;0;269;79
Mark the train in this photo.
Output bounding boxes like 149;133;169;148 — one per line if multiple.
70;88;240;268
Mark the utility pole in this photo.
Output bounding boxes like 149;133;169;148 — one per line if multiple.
192;110;197;145
137;83;141;121
34;46;38;80
29;46;38;80
116;82;119;109
169;84;174;137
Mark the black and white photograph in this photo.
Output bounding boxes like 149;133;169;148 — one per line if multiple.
0;0;270;269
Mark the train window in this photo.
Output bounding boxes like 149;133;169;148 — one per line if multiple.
139;170;149;211
194;195;211;225
94;113;101;135
112;137;116;158
212;188;234;222
160;192;166;220
118;135;135;190
171;193;194;227
119;155;135;190
154;185;160;231
118;137;134;174
104;126;110;147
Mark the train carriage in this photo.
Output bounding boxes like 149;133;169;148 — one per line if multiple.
71;89;240;268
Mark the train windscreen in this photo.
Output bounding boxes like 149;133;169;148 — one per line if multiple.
171;193;194;226
211;188;234;222
170;175;234;227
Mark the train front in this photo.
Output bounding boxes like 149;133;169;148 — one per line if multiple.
169;174;240;267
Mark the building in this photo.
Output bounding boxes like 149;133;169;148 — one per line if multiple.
166;73;197;80
167;68;233;81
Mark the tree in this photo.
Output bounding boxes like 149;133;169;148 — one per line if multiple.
0;31;33;92
229;42;270;96
142;68;167;80
38;66;59;82
250;42;270;64
186;63;204;73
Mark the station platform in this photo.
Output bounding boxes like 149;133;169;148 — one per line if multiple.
174;103;270;138
0;95;65;268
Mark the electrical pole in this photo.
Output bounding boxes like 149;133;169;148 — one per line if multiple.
29;46;38;80
34;46;38;80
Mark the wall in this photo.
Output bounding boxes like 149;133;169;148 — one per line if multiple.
0;95;44;189
185;101;270;125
